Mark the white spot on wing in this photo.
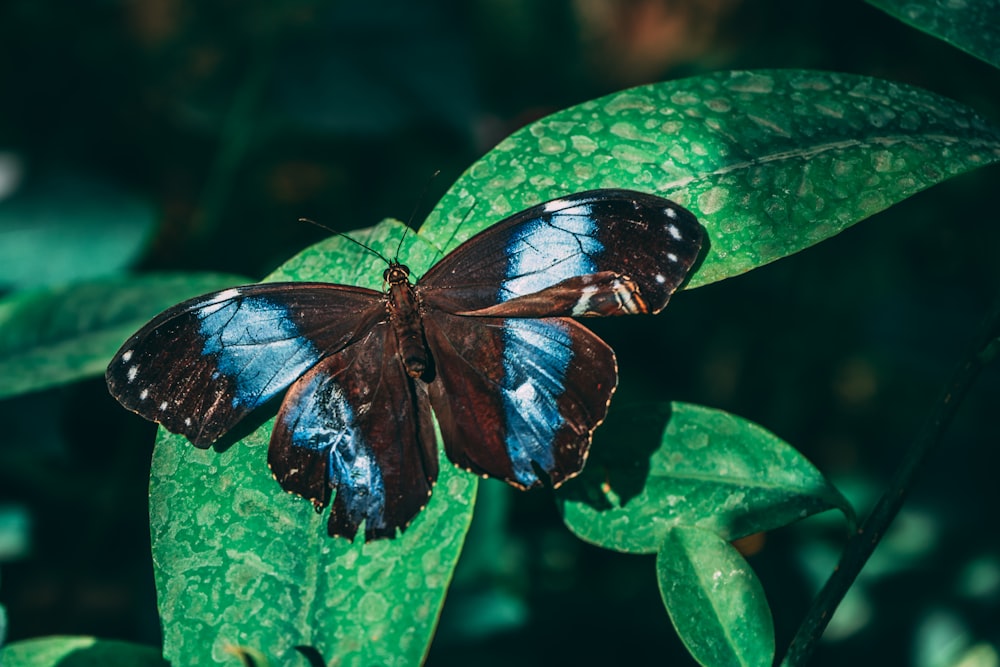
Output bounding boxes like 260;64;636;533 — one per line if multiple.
139;389;149;400
159;401;168;411
571;285;599;316
206;288;241;305
666;223;683;240
655;274;666;284
665;207;678;219
514;382;536;402
667;253;678;262
127;366;138;382
612;278;642;314
121;350;133;362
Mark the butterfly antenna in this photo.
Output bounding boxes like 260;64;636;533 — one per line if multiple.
394;169;442;260
428;198;478;266
298;217;391;265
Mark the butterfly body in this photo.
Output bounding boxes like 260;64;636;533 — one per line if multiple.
383;263;431;379
107;189;704;541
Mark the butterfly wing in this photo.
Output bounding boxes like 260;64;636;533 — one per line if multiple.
416;189;702;489
423;312;616;489
269;325;439;541
418;189;704;318
106;283;386;446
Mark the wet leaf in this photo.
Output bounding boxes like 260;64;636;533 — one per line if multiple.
423;70;1000;287
657;526;774;667
150;224;477;667
558;402;851;554
868;0;1000;69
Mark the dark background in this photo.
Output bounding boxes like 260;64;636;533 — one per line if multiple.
1;1;999;665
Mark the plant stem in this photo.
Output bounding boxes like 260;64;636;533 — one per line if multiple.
780;294;1000;667
192;39;275;241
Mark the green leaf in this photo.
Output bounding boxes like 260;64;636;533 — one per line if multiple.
0;169;157;289
0;273;249;399
868;0;1000;69
657;526;774;667
422;70;1000;286
0;636;167;667
558;402;852;554
150;222;478;667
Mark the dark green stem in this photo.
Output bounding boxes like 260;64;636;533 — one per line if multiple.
192;39;275;241
780;294;1000;667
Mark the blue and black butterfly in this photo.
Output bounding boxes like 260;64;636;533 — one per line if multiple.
106;189;704;541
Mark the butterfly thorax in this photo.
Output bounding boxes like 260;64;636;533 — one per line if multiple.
384;262;428;379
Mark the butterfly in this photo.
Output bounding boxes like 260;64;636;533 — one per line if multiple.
106;189;704;541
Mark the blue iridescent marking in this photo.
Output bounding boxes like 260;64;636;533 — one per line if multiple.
500;204;602;301
501;319;572;485
290;372;387;530
198;293;321;409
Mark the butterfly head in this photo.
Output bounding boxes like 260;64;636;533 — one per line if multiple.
383;262;412;287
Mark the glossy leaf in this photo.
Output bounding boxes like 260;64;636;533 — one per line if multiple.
558;402;852;554
0;636;167;667
0;273;249;399
657;526;774;667
150;223;478;667
422;70;1000;286
0;169;157;289
868;0;1000;69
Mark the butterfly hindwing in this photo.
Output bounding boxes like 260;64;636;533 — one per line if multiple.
418;189;703;318
106;283;386;446
423;311;616;489
269;325;439;541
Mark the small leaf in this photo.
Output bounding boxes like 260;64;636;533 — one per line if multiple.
0;273;249;399
0;636;168;667
0;168;157;289
868;0;1000;69
420;70;1000;286
150;223;477;667
657;526;774;667
558;402;852;554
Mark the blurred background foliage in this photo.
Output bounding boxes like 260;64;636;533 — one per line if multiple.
0;0;999;665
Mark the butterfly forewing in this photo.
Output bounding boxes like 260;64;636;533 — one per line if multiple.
106;283;386;446
418;189;703;318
